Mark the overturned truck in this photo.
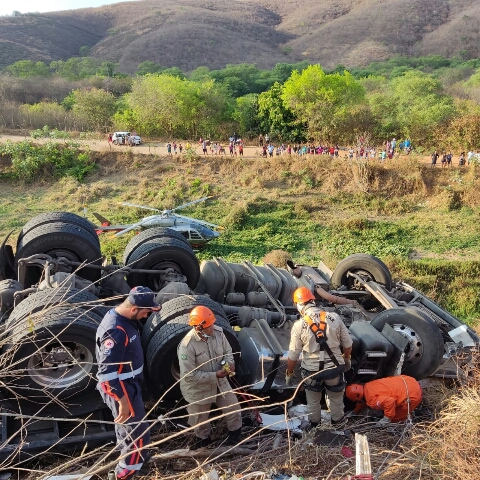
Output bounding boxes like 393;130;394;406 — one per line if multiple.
0;212;478;457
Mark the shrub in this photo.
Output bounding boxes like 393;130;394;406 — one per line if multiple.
0;140;95;183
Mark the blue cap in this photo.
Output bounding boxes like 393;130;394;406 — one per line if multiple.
127;286;160;310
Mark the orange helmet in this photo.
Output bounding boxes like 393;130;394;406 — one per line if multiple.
293;287;315;304
346;384;364;402
189;306;216;329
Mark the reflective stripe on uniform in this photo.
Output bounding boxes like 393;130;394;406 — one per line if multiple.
118;460;143;471
97;365;143;382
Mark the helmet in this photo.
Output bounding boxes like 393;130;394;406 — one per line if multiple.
189;306;216;329
293;287;315;304
346;384;364;402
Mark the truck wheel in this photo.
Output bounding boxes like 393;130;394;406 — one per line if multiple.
15;222;102;287
370;307;445;379
141;295;228;349
3;306;102;413
5;286;106;330
17;212;100;247
127;238;200;290
331;254;392;310
123;227;189;265
146;314;239;400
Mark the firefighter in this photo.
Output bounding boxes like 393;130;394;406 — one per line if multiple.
346;375;423;424
286;287;353;428
96;286;161;480
178;306;242;449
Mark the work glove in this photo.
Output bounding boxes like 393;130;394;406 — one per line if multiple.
285;370;295;387
344;358;352;371
377;416;392;426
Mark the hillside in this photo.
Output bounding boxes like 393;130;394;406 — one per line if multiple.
0;0;479;72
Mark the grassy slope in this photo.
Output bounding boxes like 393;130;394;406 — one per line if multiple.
1;149;480;325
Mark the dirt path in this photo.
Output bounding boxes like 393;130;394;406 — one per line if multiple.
0;133;444;165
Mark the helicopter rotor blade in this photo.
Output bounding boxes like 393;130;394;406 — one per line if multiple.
171;196;212;213
114;221;146;237
173;213;222;229
120;202;161;212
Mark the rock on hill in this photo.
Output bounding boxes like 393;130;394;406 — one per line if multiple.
0;0;479;72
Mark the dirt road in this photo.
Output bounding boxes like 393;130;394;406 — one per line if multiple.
0;133;449;165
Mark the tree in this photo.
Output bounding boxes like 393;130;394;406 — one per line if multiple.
390;71;455;144
232;94;259;136
125;74;233;138
281;65;365;141
136;61;163;76
71;88;116;132
51;57;100;80
79;46;91;57
7;60;50;78
258;82;304;142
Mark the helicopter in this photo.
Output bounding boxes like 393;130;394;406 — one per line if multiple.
93;197;222;248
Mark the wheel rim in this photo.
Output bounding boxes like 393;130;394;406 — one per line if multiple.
146;260;186;291
391;323;424;366
346;269;375;290
27;341;94;389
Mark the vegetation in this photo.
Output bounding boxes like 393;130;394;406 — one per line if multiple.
1;53;480;146
0;140;95;182
0;150;479;327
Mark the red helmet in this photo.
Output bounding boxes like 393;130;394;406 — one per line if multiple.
346;384;364;402
293;287;315;304
189;306;216;329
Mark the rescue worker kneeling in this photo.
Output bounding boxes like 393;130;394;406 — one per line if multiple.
178;306;242;449
286;287;353;428
346;375;423;425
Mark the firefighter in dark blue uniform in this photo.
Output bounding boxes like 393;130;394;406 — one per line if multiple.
96;286;161;479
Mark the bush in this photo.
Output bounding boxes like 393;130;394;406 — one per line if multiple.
0;140;95;182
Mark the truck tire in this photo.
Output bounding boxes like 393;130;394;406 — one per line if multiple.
331;254;392;310
127;238;200;290
141;295;228;349
3;306;102;413
146;314;239;400
15;222;102;287
17;212;100;247
123;227;189;265
5;286;106;330
370;307;445;379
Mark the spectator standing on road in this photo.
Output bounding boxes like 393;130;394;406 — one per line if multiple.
202;140;208;155
268;144;274;157
96;287;161;480
467;151;474;165
459;152;466;166
173;142;178;154
265;133;270;144
238;143;244;156
431;151;439;167
259;134;264;147
166;142;172;155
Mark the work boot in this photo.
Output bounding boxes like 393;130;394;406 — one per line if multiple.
190;436;212;450
331;415;347;427
225;427;242;445
301;420;319;432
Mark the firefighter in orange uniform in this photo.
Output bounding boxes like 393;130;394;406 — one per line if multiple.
346;375;423;425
